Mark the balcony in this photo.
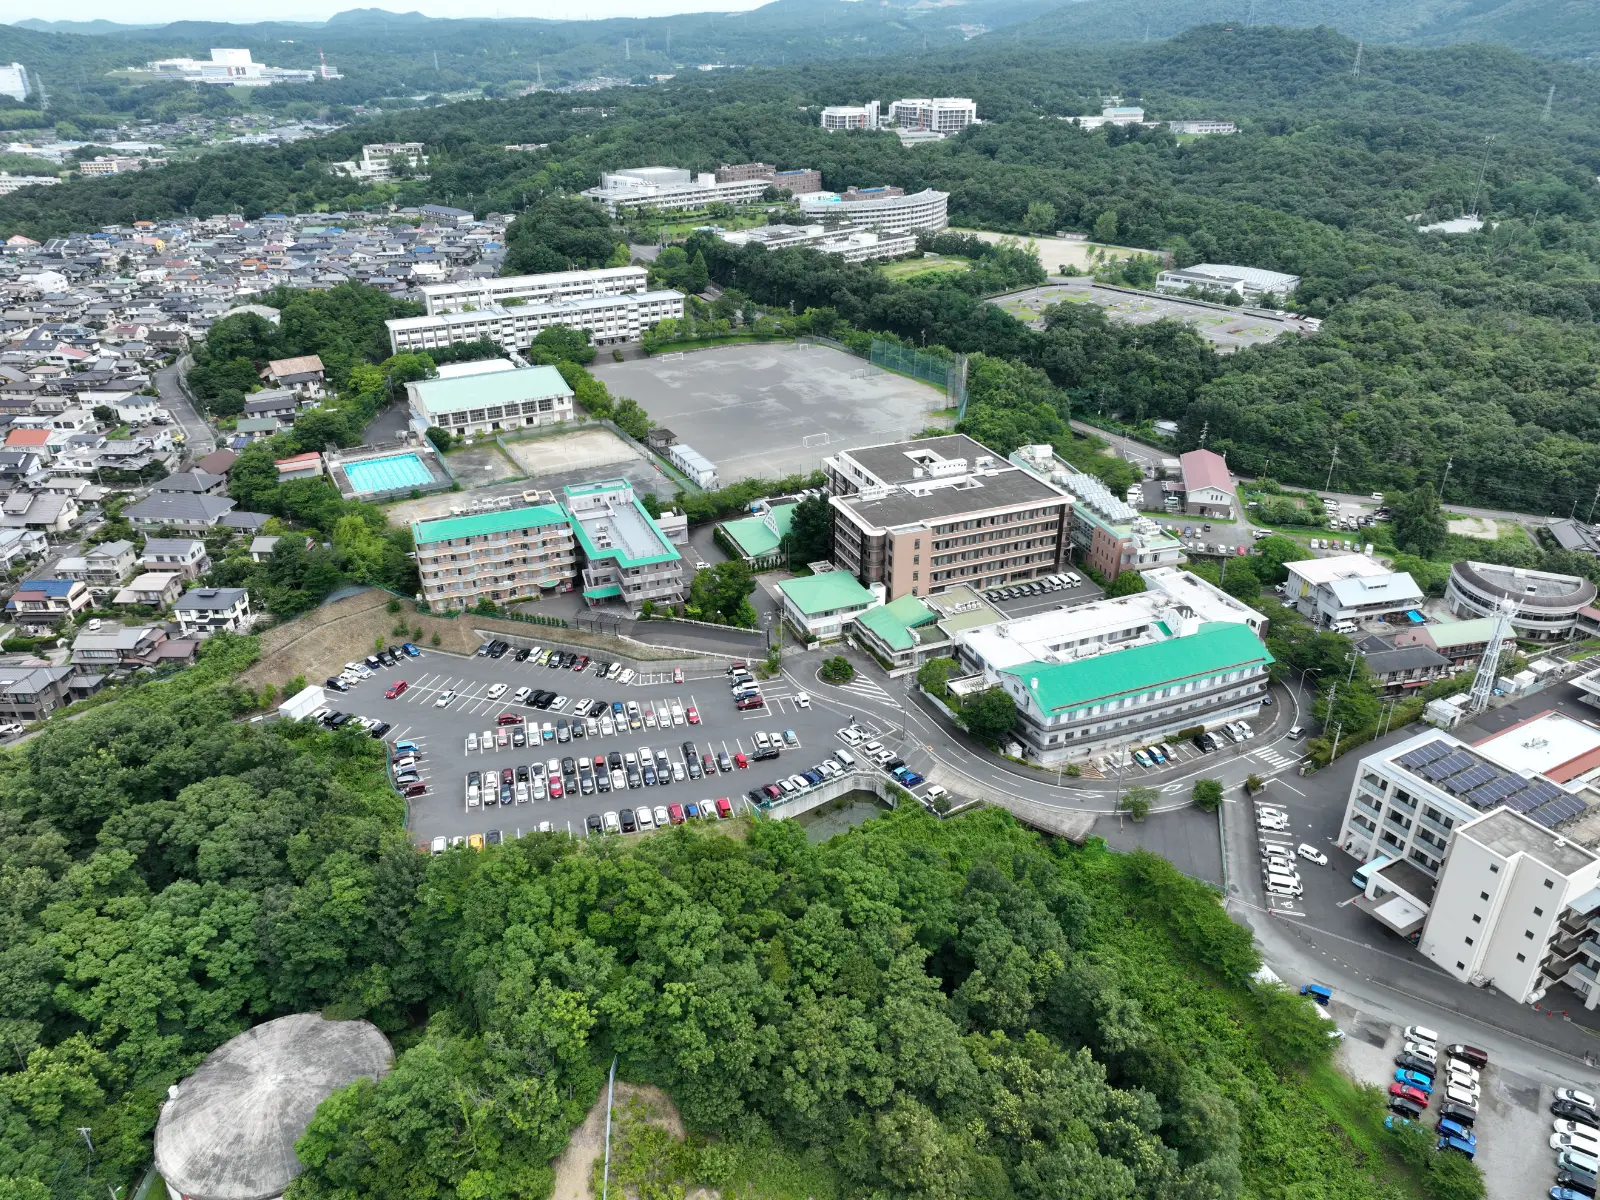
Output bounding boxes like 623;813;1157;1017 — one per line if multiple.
1419;812;1455;840
1354;793;1383;819
1388;792;1417;815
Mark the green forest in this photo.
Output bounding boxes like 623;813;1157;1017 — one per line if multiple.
0;629;1458;1200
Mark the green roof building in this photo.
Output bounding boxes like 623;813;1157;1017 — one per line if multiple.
989;621;1275;765
404;364;575;439
778;572;877;642
563;479;686;608
411;502;576;612
718;501;797;568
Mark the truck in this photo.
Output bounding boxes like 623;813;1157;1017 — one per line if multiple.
278;685;327;722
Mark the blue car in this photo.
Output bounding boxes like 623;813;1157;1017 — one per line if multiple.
895;768;925;786
401;642;421;657
1554;1188;1593;1200
1436;1119;1474;1146
1437;1135;1474;1159
1383;1115;1410;1130
1395;1069;1434;1093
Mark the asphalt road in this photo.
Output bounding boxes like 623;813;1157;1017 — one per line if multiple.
154;356;215;459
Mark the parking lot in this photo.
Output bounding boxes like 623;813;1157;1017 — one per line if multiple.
318;640;932;846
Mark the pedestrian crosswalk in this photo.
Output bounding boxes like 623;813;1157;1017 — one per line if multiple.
1253;745;1298;771
828;674;900;708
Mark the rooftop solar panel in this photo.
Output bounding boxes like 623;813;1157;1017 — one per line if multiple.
1397;740;1453;771
1467;775;1528;808
1523;779;1569;808
1422;751;1477;782
1443;762;1501;794
1527;795;1587;828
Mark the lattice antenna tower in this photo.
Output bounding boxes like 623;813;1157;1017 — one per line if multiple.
1352;42;1363;78
1466;595;1518;715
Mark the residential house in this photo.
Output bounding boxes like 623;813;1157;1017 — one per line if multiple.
0;491;78;534
153;470;228;496
260;354;326;401
220;510;270;533
234;417;280;440
123;492;235;531
1355;634;1454;694
0;526;46;568
113;571;184;610
0;664;76;721
241;389;299;423
51;539;135;590
275;452;322;480
1178;449;1234;518
174;587;252;636
70;624;178;673
5;577;92;631
195;448;238;476
140;537;210;579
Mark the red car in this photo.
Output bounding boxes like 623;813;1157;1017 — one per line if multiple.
685;706;699;724
736;696;765;710
715;797;733;819
549;775;564;798
403;782;428;797
572;655;589;672
702;752;717;775
672;666;684;684
667;802;685;824
496;712;523;725
734;752;748;769
1389;1083;1428;1107
385;680;408;698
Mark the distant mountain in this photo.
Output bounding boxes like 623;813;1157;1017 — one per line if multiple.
993;0;1599;60
11;18;165;34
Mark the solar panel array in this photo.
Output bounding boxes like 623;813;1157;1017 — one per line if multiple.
1392;738;1591;828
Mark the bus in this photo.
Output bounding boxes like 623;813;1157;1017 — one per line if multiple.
1352;856;1392;890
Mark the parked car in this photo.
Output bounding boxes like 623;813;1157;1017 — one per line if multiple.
1389;1083;1429;1107
1447;1044;1489;1069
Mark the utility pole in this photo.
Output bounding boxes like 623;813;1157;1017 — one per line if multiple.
625;38;630;61
1199;419;1209;448
1468;136;1494;217
1324;442;1338;492
1440;455;1453;500
1247;0;1257;26
1352;42;1363;78
1587;482;1600;524
1543;84;1555;121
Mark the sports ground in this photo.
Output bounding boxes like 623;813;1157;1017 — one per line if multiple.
591;342;949;482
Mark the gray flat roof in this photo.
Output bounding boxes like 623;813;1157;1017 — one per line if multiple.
840;433;993;486
1467;807;1597;876
1372;857;1438;906
839;465;1064;528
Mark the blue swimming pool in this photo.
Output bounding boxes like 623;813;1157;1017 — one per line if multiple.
344;453;433;494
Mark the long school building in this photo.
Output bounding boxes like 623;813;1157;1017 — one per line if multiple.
418;266;649;315
386;290;684;355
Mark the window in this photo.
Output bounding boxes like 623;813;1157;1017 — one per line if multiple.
1472;914;1481;924
1534;907;1544;917
1517;953;1526;963
1456;961;1465;970
1480;891;1490;901
1489;865;1499;874
1546;879;1556;889
1464;936;1473;946
1525;930;1535;940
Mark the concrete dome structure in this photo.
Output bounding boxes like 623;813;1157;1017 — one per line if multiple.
154;1014;392;1200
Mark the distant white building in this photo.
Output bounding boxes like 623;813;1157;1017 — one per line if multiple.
716;224;917;263
0;173;58;196
332;142;428;181
1167;120;1237;135
1071;106;1146;129
888;98;976;134
0;63;29;103
820;101;880;132
580;167;769;214
387;290;683;355
145;49;316;87
797;188;949;235
419;266;647;316
1157;263;1300;301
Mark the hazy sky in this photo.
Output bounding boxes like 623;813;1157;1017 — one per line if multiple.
1;0;774;24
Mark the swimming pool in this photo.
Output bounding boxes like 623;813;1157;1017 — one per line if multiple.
344;453;433;494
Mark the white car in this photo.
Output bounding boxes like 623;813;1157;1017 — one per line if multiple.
429;836;447;854
1554;1120;1600;1138
1552;1132;1600;1153
1403;1040;1437;1064
1297;844;1328;866
654;805;670;827
1258;817;1289;831
636;805;655;830
618;668;636;684
513;686;532;703
435;691;456;708
1446;1062;1480;1085
795;692;811;709
838;727;863;745
466;732;478;752
1558;1089;1599;1111
538;820;553;833
487;683;507;699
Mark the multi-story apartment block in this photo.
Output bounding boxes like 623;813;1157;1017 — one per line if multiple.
954;568;1271;765
411;504;577;612
564;480;685;609
404;365;576;439
826;435;1071;601
888;98;977;133
1011;444;1182;581
418;266;648;316
386;290;683;355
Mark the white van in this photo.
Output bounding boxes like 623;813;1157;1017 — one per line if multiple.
835;748;857;768
1404;1024;1439;1045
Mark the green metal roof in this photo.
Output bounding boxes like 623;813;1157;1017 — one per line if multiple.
412;503;570;545
856;604;919;651
720;503;797;560
779;572;875;617
882;594;938;627
584;583;622;599
1001;622;1273;716
1425;617;1497;647
409;365;573;416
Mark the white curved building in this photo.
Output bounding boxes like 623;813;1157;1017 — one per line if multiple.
798;188;948;235
1445;560;1597;642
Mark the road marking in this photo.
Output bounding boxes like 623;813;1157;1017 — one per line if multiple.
1275;781;1307;796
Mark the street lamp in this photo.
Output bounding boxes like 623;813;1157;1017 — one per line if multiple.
1297;665;1323;713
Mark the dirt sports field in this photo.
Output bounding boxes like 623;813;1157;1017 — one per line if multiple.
592;342;948;481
